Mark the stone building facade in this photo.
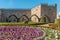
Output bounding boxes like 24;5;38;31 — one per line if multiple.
0;9;31;22
0;4;57;23
31;4;57;23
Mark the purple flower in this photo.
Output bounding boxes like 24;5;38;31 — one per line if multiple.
0;26;44;40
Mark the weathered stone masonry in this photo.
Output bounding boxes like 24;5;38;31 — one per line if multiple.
0;4;57;23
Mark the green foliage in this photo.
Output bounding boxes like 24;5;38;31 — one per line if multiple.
51;19;55;23
28;20;36;24
23;21;28;24
0;21;37;26
55;18;60;25
40;16;46;23
0;22;21;26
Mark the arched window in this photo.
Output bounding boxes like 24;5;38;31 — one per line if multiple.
30;14;39;22
19;15;29;22
44;15;51;22
8;15;18;22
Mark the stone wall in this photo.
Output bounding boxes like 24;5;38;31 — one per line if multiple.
0;9;31;22
0;4;57;23
41;4;57;22
31;4;57;23
31;5;41;22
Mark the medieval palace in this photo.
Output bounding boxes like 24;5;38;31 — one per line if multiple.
0;4;57;23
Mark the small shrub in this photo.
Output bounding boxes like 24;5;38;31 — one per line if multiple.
40;16;46;23
24;21;28;24
51;19;55;23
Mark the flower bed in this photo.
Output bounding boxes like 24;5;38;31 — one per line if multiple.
0;26;45;40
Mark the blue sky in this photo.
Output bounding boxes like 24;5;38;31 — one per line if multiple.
0;0;60;12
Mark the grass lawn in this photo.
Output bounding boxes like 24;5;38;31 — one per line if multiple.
0;22;60;31
0;22;38;26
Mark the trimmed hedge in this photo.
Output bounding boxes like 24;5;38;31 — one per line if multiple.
28;20;36;24
0;22;37;26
